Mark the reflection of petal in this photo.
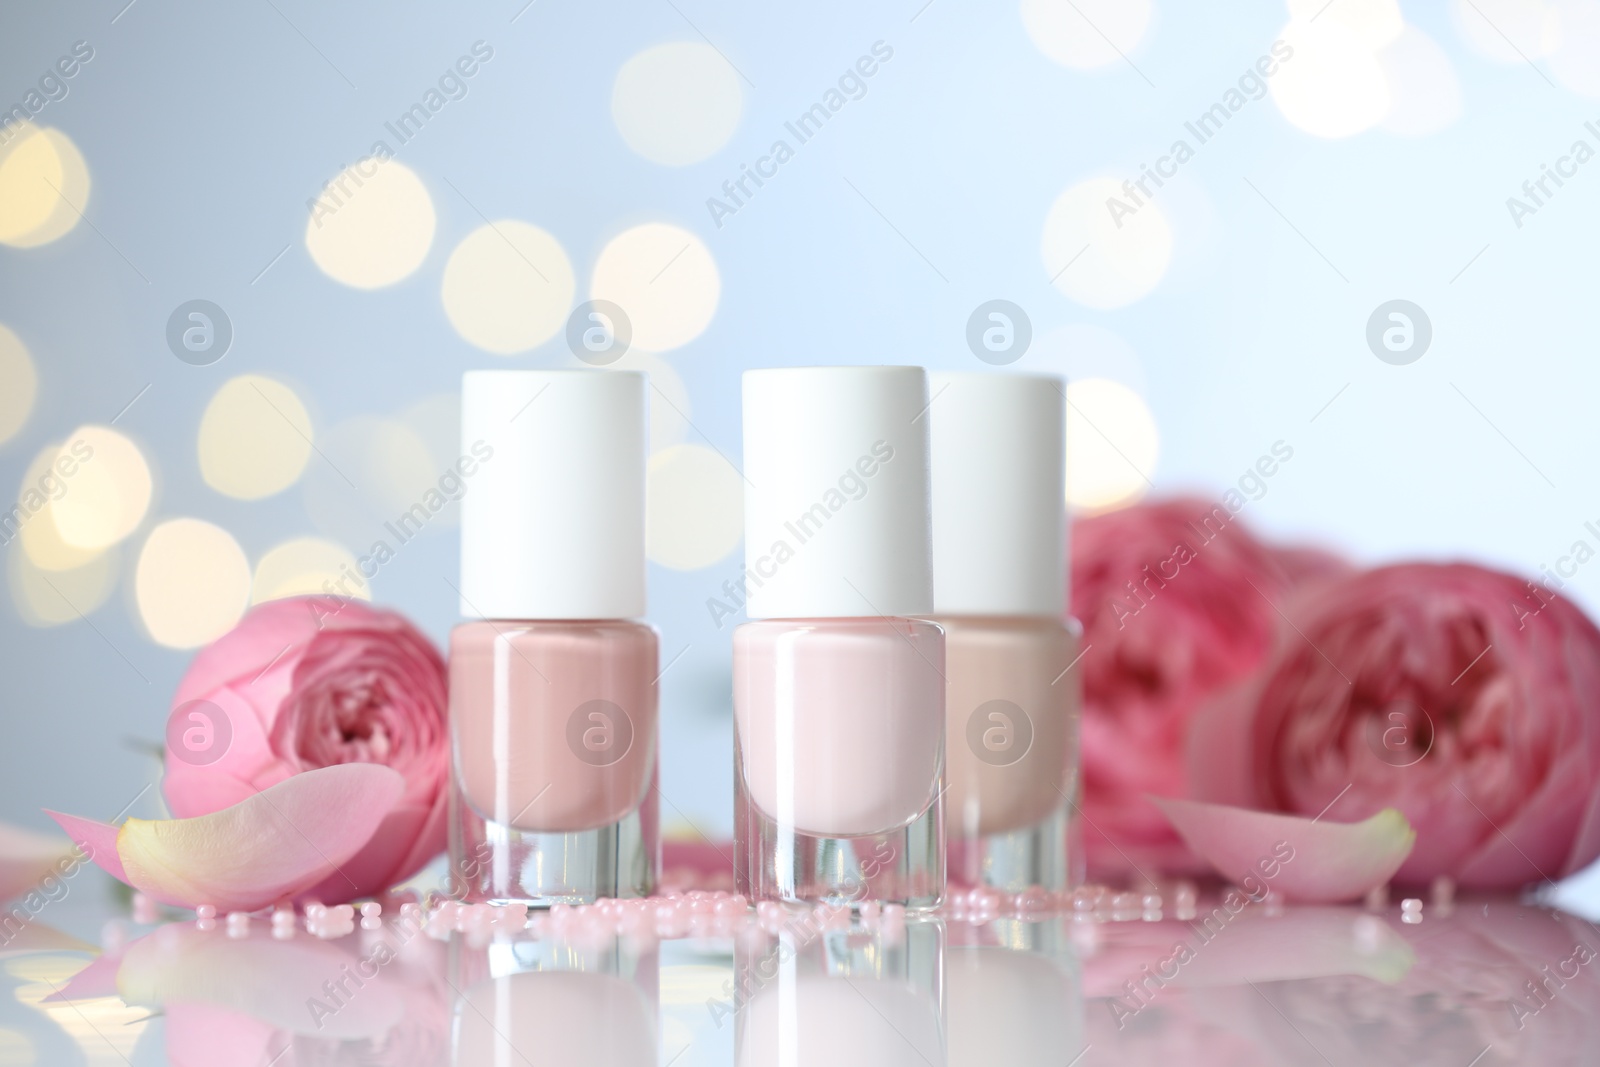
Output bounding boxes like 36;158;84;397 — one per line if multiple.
1083;907;1412;998
47;947;120;998
1154;797;1414;903
48;764;403;910
0;820;76;901
0;922;95;960
116;922;405;1039
165;1002;284;1067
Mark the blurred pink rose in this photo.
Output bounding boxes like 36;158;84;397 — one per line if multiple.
1070;497;1345;876
163;597;449;902
1191;562;1600;889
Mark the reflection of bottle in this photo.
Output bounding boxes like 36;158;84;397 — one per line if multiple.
947;931;1083;1067
452;934;658;1067
930;373;1079;892
449;370;658;905
733;367;946;909
736;921;945;1067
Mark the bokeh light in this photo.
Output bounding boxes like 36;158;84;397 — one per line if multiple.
441;221;575;354
1064;377;1159;512
252;536;368;603
49;425;153;551
1378;27;1463;136
645;443;743;570
1552;0;1600;97
0;323;37;445
612;42;743;165
198;374;315;500
1288;0;1403;49
1021;0;1153;70
1270;19;1391;139
1041;177;1172;310
134;517;251;649
0;125;90;249
304;158;435;289
1452;0;1559;64
15;442;101;572
591;223;720;352
8;543;118;627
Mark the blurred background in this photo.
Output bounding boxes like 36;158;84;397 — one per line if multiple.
0;0;1594;849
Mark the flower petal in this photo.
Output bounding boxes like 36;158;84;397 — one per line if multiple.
1152;796;1415;903
42;811;127;885
117;764;404;911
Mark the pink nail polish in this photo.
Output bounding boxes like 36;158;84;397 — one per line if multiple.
734;367;946;910
929;373;1080;892
450;370;659;906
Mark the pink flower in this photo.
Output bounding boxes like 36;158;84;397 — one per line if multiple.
162;597;449;902
1191;562;1600;889
1070;497;1345;876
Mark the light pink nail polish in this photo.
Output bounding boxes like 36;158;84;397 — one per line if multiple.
449;370;658;906
929;372;1080;893
734;367;946;910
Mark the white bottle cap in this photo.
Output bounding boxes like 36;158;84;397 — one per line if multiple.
459;369;645;620
742;366;933;620
929;371;1065;616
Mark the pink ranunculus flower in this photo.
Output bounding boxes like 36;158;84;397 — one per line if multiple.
1070;497;1346;877
1190;562;1600;890
162;596;449;903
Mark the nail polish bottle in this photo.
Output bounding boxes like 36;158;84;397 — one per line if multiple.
449;369;658;906
929;372;1079;893
734;366;946;910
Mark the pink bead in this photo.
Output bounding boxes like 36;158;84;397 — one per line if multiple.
360;902;382;918
195;904;217;920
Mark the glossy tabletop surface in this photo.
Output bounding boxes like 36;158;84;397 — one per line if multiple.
4;873;1599;1067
